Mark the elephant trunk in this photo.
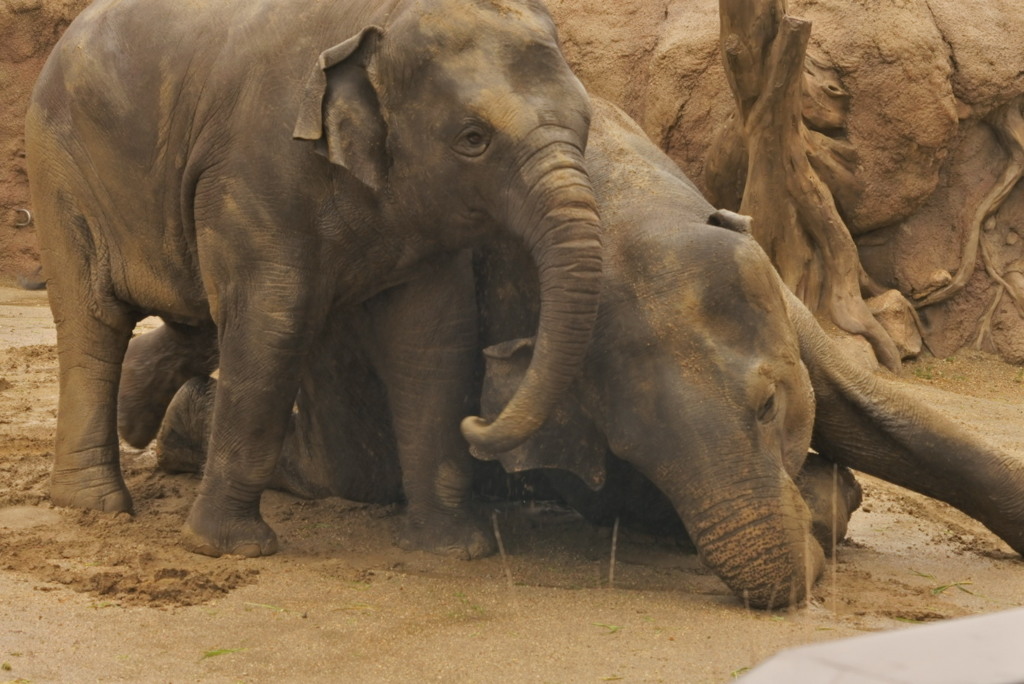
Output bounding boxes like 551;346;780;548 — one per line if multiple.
665;460;825;609
462;140;602;453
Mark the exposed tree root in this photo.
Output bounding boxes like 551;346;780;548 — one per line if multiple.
915;97;1024;310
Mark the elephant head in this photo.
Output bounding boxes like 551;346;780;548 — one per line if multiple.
472;100;826;607
478;219;826;609
292;0;603;453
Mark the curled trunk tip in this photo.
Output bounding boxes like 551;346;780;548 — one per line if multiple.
461;415;539;453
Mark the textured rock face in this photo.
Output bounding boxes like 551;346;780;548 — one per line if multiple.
0;0;90;286
550;0;1024;363
3;0;1023;360
549;0;730;193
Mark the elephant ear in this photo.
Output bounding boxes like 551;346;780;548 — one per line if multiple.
476;337;608;490
293;26;387;191
707;209;752;234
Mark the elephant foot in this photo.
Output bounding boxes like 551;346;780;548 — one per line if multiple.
156;425;206;474
398;508;496;560
182;493;279;558
796;454;863;555
155;376;214;474
117;326;217;449
118;392;168;450
117;354;180;450
50;459;133;514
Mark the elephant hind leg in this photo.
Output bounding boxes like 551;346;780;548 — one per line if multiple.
30;148;142;512
118;323;218;448
366;254;496;560
46;269;136;513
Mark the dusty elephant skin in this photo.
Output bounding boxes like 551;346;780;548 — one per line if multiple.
136;99;1024;609
476;101;1024;608
25;0;605;559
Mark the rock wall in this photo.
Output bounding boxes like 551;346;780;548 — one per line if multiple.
550;0;1024;363
0;0;90;286
2;0;1023;361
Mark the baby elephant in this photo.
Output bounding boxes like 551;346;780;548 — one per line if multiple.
27;0;603;559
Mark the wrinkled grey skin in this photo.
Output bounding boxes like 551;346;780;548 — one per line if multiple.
132;99;1024;608
474;101;1024;607
25;0;604;558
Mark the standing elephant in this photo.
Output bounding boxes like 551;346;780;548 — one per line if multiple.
133;99;1024;608
25;0;604;558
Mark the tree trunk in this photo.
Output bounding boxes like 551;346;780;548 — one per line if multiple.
712;0;902;371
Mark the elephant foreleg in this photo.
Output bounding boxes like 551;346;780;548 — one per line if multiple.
794;453;862;555
181;270;321;557
788;287;1024;555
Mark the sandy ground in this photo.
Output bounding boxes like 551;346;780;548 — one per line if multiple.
1;285;1023;683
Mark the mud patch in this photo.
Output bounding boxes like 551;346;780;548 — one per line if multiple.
42;562;259;607
1;502;260;607
0;504;61;529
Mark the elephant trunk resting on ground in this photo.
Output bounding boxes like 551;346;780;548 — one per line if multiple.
27;0;605;559
127;99;1024;609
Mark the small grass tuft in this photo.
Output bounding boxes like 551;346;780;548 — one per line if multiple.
199;648;245;661
893;616;925;624
912;365;935;380
243;602;286;613
911;569;974;596
451;592;487;618
931;580;974;596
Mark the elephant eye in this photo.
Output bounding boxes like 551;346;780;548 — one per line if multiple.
452;124;492;158
757;389;779;423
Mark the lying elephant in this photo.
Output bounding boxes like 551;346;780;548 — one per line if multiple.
26;0;604;557
128;99;1024;609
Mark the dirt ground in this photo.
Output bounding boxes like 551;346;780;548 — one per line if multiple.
1;286;1022;684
